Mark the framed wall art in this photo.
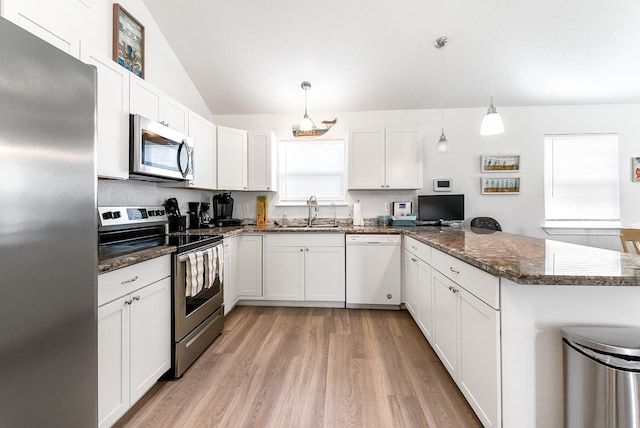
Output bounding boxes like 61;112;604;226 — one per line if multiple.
633;157;640;182
113;4;144;78
481;154;520;172
482;177;520;194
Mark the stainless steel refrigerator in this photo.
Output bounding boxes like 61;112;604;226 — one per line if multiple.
0;17;98;427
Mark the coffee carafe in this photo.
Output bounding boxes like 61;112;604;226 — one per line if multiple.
199;202;211;225
188;202;200;229
212;192;234;222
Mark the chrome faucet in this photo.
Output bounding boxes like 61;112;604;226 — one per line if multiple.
330;202;337;226
307;195;318;226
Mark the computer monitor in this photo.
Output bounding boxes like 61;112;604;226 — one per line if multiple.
417;194;464;225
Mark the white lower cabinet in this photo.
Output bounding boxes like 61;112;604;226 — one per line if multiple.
237;234;264;299
265;233;345;303
430;248;501;428
223;236;238;315
98;256;171;428
403;238;433;343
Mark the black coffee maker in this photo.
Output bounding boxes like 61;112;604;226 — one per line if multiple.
212;192;241;226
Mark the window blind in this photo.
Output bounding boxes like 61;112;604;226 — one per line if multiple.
544;134;619;222
279;140;345;202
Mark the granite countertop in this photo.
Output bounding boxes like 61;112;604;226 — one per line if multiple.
98;224;640;286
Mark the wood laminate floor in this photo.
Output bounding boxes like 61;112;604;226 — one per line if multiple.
114;306;482;428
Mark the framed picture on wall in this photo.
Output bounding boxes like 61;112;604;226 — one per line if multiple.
481;154;520;172
482;177;520;194
633;157;640;182
113;4;145;78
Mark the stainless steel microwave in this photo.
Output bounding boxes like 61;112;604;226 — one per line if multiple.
130;114;194;181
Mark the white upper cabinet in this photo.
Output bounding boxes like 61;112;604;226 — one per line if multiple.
217;126;248;191
348;128;386;189
384;128;423;189
129;74;189;134
3;1;81;58
163;95;189;134
248;131;277;191
80;44;130;180
187;111;217;190
348;127;423;189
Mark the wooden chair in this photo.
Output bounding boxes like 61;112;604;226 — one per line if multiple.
619;228;640;255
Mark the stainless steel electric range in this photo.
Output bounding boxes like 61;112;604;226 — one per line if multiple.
98;206;224;378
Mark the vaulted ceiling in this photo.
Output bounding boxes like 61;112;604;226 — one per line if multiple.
143;0;640;115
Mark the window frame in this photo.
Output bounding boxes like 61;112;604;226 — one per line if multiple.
543;133;621;235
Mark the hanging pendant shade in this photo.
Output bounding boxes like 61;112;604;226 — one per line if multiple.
436;129;449;153
299;81;314;131
480;96;504;136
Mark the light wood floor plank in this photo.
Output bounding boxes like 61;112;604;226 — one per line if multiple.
114;306;481;428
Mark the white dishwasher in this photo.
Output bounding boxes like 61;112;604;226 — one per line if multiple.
346;234;401;309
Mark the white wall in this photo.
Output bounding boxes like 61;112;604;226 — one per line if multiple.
213;104;640;251
1;0;212;118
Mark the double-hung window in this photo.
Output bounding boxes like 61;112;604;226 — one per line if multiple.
278;139;345;203
544;134;620;229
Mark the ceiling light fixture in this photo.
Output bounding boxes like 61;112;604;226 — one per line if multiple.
435;36;449;153
480;2;504;136
299;81;314;131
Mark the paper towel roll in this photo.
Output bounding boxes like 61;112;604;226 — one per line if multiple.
353;202;364;226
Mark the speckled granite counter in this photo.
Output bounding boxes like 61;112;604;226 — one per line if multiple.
99;224;640;285
98;245;176;274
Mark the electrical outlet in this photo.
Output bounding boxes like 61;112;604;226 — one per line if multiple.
384;203;390;212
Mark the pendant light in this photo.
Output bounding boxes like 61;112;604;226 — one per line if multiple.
299;81;314;131
435;36;449;153
480;1;504;136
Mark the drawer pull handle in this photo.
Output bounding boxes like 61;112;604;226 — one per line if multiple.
411;246;417;250
121;276;138;285
448;286;459;294
449;267;460;275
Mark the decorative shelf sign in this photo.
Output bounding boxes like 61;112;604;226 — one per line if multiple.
482;177;520;194
113;4;145;78
481;154;520;172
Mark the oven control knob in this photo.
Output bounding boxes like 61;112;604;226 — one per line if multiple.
159;209;165;216
149;210;156;216
113;211;121;219
102;212;112;220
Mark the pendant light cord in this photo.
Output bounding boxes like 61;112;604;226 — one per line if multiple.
441;45;445;131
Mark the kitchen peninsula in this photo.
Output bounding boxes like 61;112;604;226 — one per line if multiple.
99;226;640;427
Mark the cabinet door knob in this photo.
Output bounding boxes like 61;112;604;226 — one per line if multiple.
411;258;417;262
125;299;133;305
133;295;141;301
300;248;304;252
387;294;393;299
305;248;309;252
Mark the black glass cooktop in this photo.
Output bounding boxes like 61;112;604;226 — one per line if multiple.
169;234;223;253
99;233;223;260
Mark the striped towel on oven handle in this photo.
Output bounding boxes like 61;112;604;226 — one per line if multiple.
204;246;216;289
185;251;205;297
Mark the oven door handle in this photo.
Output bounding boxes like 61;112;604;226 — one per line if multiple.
177;243;222;263
177;139;192;178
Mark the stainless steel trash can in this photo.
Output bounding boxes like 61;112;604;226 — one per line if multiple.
562;326;640;428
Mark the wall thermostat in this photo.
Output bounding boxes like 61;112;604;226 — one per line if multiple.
433;179;452;192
